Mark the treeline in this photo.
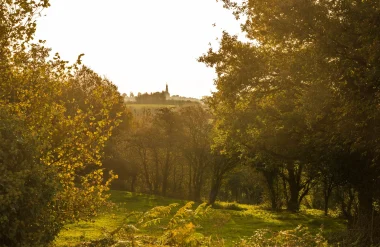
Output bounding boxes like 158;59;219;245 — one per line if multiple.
133;91;200;106
104;106;214;201
105;106;264;206
105;93;380;242
105;103;375;225
135;91;167;104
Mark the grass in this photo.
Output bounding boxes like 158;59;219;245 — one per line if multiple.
53;191;346;246
212;201;247;211
54;192;186;246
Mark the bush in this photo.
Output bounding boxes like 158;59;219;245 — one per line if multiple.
0;109;62;246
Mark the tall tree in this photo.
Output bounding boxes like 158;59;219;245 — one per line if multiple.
0;1;124;245
201;0;380;243
180;105;212;201
153;108;181;196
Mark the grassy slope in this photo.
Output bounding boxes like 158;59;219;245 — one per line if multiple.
125;104;177;116
54;191;345;246
126;104;176;109
125;102;200;113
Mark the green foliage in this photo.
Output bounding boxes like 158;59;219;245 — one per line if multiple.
0;107;61;246
115;104;214;200
157;202;209;246
200;0;380;242
235;225;327;247
0;1;125;245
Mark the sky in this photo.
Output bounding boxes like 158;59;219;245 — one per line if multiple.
34;0;245;99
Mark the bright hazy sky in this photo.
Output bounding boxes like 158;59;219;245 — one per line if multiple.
34;0;244;99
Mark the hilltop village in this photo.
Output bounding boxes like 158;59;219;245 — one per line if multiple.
122;84;202;105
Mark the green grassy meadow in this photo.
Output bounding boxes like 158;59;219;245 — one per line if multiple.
54;191;345;246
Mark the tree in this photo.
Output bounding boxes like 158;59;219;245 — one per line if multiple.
179;105;212;201
0;1;123;245
200;32;318;211
127;109;158;193
201;0;380;243
153;108;181;196
206;120;240;206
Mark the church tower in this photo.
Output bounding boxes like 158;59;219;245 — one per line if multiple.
165;83;170;100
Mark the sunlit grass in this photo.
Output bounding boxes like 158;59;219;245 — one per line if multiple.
53;191;186;246
198;201;345;244
53;190;346;246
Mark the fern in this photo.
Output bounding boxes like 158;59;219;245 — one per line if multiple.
168;202;194;227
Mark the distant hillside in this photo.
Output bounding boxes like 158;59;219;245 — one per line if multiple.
123;84;202;105
125;102;200;115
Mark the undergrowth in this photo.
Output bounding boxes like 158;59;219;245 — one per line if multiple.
54;191;345;246
74;203;328;247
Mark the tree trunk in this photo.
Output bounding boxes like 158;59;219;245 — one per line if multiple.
323;176;334;216
161;149;170;197
208;161;226;206
153;151;160;194
162;175;168;196
284;163;306;212
355;184;374;244
193;187;201;202
172;163;177;193
208;181;221;206
141;150;152;193
323;196;329;216
192;181;202;202
207;155;237;206
130;175;136;192
192;162;205;202
188;164;192;199
262;169;279;211
287;180;300;212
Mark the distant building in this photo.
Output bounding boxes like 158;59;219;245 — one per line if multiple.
123;84;202;104
164;83;170;100
168;95;201;103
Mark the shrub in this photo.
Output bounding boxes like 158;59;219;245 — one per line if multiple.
0;109;62;246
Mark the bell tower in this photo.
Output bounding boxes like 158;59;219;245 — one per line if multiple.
165;83;170;100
